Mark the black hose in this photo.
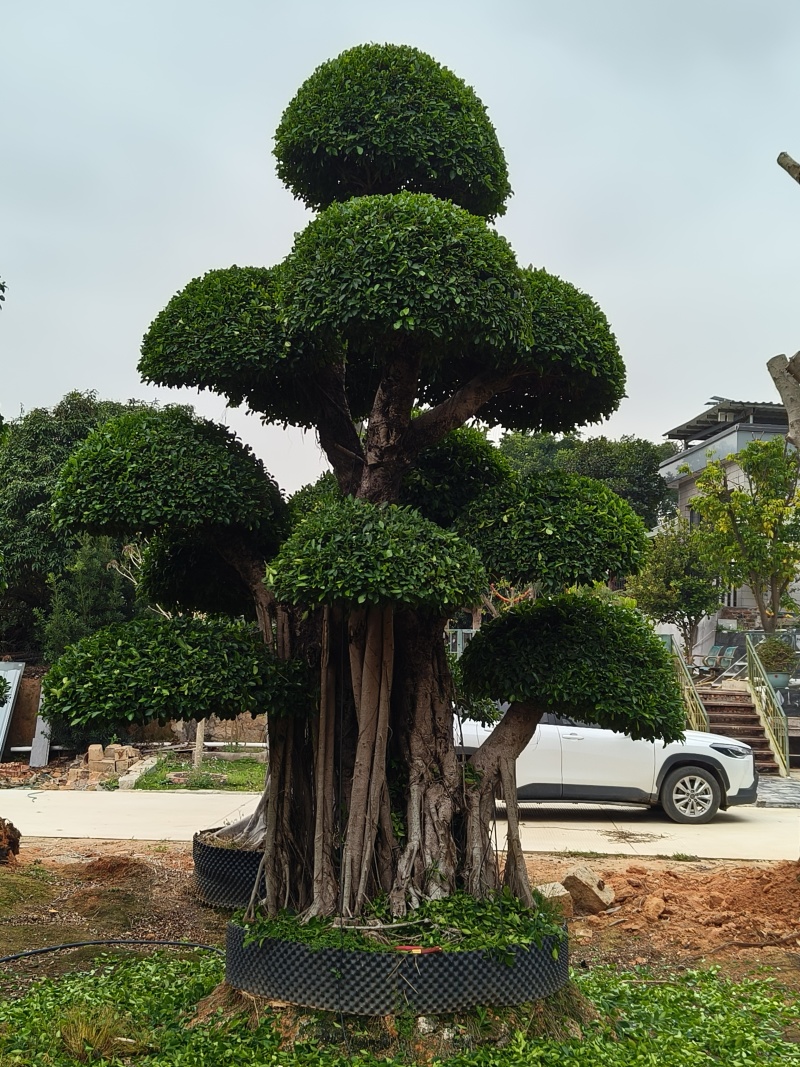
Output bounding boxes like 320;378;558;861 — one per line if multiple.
0;938;225;965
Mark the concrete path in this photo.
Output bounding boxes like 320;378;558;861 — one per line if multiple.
0;789;261;841
0;788;798;861
512;802;800;862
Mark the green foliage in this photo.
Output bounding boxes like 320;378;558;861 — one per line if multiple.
755;635;797;672
626;519;721;660
0;391;141;655
458;470;648;590
424;268;625;434
271;497;486;612
460;593;686;742
274;43;511;220
135;754;266;792
555;435;677;528
241;888;564;960
41;615;312;733
449;650;500;726
500;432;677;528
689;438;800;632
282;191;528;368
139;264;325;428
401;426;513;528
0;673;9;706
138;531;256;618
1;955;798;1066
287;471;341;528
498;430;579;478
34;534;139;662
53;406;287;550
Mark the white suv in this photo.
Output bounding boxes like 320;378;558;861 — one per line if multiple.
455;711;758;823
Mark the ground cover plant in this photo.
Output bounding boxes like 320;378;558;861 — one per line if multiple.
238;888;565;960
134;754;265;792
0;952;798;1065
46;42;687;926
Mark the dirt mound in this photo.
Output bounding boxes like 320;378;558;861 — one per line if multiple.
80;856;152;884
605;860;800;952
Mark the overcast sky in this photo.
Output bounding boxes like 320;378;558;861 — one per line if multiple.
3;0;800;492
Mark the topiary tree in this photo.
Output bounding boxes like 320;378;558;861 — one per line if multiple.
42;615;311;780
459;594;685;900
55;43;681;922
53;406;289;642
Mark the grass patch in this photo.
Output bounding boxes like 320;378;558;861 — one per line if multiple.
134;754;265;792
0;866;55;917
0;954;798;1065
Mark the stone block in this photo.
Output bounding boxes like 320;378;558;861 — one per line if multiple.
87;759;116;773
535;881;574;918
642;896;666;922
114;758;130;772
87;745;104;763
104;745;125;760
562;865;615;915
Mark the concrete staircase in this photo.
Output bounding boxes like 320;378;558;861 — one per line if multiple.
698;688;780;775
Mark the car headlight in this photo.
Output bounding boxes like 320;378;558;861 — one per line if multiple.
710;743;751;759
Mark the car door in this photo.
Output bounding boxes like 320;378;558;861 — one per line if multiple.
515;713;562;800
555;714;656;803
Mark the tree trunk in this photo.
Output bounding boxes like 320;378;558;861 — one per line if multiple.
777;151;800;185
307;606;339;917
340;604;394;916
389;613;460;914
462;701;542;901
767;352;800;450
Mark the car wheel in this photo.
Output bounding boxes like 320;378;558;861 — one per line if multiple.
660;765;721;824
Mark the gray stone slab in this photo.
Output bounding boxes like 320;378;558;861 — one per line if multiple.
0;662;24;759
29;701;50;768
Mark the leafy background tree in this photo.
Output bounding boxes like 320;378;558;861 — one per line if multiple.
499;432;677;528
0;392;143;658
625;519;721;659
50;44;684;920
688;437;800;633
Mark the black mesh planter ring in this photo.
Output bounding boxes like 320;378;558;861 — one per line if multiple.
226;923;569;1014
193;831;265;908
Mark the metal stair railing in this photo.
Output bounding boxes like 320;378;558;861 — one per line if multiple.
745;635;790;777
672;649;709;732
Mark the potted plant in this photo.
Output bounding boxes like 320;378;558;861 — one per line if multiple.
756;636;796;688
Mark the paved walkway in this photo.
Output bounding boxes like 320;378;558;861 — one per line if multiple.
0;788;797;861
753;771;800;807
0;789;260;841
513;803;800;862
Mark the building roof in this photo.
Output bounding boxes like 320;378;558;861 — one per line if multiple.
664;398;787;445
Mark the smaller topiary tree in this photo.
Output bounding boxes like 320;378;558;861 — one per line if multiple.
270;496;486;916
52;407;289;644
459;594;686;900
41;615;311;781
457;469;649;593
